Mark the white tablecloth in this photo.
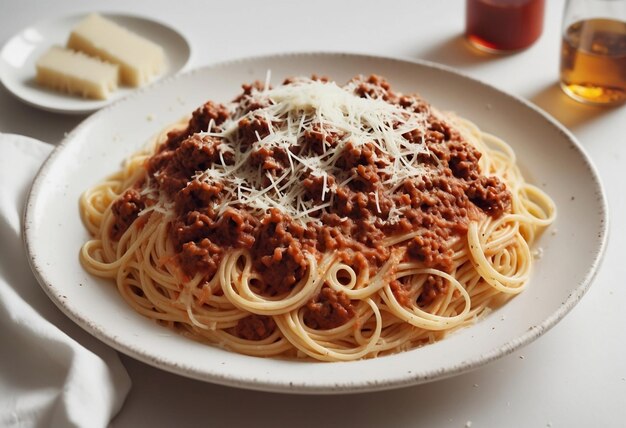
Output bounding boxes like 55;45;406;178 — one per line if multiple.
0;135;130;428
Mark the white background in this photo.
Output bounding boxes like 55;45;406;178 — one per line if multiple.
1;0;625;426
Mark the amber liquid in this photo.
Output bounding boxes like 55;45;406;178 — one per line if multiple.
560;18;626;105
466;0;545;52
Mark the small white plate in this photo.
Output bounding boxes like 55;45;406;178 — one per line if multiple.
24;53;608;393
0;12;191;114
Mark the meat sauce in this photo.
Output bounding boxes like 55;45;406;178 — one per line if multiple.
110;75;511;340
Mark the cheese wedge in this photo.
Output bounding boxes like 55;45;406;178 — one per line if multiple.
67;13;165;87
35;46;119;100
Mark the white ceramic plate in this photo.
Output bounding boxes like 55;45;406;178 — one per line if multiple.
0;12;191;114
24;53;608;393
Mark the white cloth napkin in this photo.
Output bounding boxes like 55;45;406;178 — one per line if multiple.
0;134;131;428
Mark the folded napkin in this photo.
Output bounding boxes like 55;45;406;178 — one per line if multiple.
0;134;131;428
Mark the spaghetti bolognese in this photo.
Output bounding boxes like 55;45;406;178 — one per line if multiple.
79;75;555;361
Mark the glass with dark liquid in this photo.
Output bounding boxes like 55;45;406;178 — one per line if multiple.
466;0;545;53
560;0;626;105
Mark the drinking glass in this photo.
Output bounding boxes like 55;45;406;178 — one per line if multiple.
560;0;626;105
466;0;545;53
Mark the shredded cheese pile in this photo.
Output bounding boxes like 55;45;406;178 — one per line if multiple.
169;77;436;224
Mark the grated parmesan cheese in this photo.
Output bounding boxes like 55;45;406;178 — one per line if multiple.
157;77;437;225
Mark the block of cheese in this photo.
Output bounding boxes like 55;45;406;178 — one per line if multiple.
35;46;119;100
67;14;165;87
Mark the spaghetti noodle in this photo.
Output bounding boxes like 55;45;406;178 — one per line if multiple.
80;75;555;361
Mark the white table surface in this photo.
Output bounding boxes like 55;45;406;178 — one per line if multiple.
1;0;625;427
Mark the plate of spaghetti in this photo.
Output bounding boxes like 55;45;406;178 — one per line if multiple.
24;53;607;392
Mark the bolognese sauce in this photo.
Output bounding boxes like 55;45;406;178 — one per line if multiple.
112;75;511;334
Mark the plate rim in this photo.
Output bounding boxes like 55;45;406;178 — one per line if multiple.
23;51;609;393
0;10;192;114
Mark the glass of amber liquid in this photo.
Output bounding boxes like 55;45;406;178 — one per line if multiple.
466;0;545;53
560;0;626;105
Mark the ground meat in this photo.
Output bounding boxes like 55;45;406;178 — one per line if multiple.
234;314;276;340
145;148;175;176
175;134;224;173
332;186;357;217
352;218;387;249
313;214;389;267
191;100;230;130
467;176;511;216
417;275;449;306
429;120;454;141
301;125;340;155
236;81;266;98
175;179;223;214
252;209;312;295
250;146;290;175
387;171;476;267
314;213;353;252
303;287;355;330
110;189;145;240
152;168;189;197
336;141;384;170
238;115;270;149
352;74;394;101
146;151;191;198
447;140;482;180
233;81;269;114
178;239;223;279
390;275;450;308
163;101;230;151
211;208;257;249
397;94;431;114
171;211;215;251
390;279;412;307
349;164;380;192
302;173;335;203
407;231;455;272
283;75;329;86
148;134;229;199
170;208;256;277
